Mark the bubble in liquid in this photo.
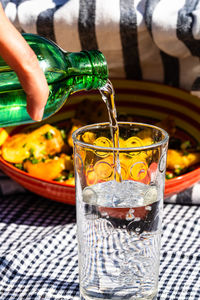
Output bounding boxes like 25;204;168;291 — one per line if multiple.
112;194;123;207
83;187;97;205
126;209;135;221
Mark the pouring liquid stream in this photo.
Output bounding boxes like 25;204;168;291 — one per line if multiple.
99;80;122;182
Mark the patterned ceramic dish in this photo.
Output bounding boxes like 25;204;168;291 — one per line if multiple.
0;80;199;204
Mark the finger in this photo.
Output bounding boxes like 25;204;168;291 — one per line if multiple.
0;4;49;121
16;60;49;121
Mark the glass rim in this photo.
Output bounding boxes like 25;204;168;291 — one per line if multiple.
72;121;169;152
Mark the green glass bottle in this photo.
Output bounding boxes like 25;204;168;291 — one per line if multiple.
0;33;108;127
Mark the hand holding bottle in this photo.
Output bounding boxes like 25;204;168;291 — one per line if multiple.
0;11;108;127
0;3;49;121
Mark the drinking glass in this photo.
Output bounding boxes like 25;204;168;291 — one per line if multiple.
73;122;169;300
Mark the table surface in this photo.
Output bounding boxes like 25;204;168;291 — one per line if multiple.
0;191;199;300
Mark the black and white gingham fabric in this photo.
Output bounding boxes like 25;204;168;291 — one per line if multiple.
159;204;200;300
2;0;200;96
0;192;79;299
0;191;199;299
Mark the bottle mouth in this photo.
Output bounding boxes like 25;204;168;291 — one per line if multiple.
82;50;108;85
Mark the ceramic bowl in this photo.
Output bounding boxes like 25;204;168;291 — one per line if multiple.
0;79;199;204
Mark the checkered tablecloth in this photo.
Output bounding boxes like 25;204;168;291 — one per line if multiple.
0;190;199;299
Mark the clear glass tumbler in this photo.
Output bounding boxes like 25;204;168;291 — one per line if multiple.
73;122;169;300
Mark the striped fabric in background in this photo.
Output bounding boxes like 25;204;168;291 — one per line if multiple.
1;0;200;205
2;0;200;95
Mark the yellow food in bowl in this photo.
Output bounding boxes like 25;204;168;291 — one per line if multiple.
0;99;199;183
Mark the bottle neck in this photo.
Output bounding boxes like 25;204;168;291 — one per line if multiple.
64;50;108;90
